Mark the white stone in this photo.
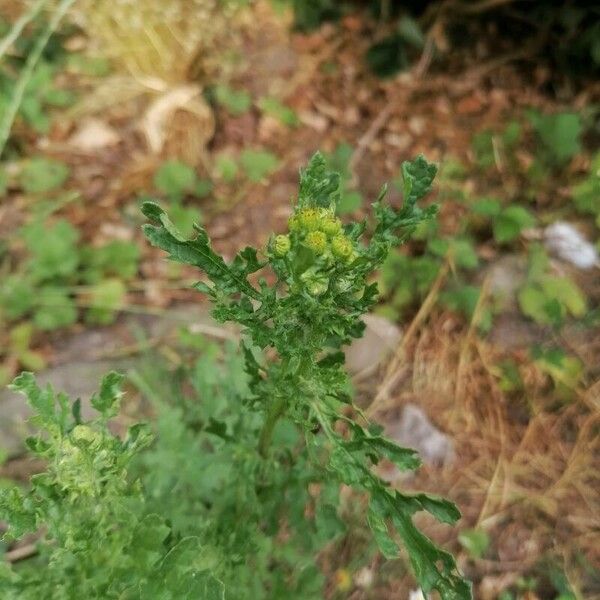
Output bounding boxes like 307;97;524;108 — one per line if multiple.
544;221;599;270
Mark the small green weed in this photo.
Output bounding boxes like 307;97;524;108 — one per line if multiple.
527;110;582;168
258;96;299;127
239;148;280;182
517;245;587;327
0;218;140;358
213;84;252;116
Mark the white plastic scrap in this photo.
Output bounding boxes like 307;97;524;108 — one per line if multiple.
409;589;427;600
544;222;599;270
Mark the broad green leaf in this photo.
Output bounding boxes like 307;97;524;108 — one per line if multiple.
458;528;490;559
518;283;555;325
493;205;536;243
214;84;252;115
154;160;197;199
472;197;501;217
215;154;238;182
528;110;582;166
240;149;279;182
33;287;77;330
19;158;70;194
85;278;126;324
540;276;587;318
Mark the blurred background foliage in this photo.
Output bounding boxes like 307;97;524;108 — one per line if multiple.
0;0;598;598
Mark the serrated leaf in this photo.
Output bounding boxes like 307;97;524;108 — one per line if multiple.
401;155;438;209
90;371;124;416
10;372;54;424
367;504;399;559
298;151;341;209
142;202;261;300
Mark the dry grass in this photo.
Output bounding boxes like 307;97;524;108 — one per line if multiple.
71;0;245;84
369;308;599;598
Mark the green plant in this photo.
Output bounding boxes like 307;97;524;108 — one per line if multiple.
471;199;536;244
378;231;483;323
18;156;70;194
365;15;424;78
571;150;600;218
140;152;470;597
518;245;587;327
213;84;252;116
239;148;280;182
0;218;140;335
0;0;76;157
2;153;471;598
258;96;299;127
531;345;584;399
527;110;582;168
0;372;222;599
458;528;490;560
471;121;522;171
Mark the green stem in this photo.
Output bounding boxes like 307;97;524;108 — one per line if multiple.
0;0;76;158
258;394;286;457
0;0;48;62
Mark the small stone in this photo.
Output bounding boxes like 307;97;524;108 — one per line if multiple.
384;132;412;151
298;110;329;132
544;221;599;270
68;118;120;151
382;404;454;472
345;314;401;375
408;116;425;136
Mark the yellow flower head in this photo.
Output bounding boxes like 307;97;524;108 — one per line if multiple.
305;230;327;255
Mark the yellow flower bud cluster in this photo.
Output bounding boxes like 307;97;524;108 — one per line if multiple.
286;207;354;263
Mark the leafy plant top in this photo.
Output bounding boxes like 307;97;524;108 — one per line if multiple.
142;152;471;598
0;373;223;599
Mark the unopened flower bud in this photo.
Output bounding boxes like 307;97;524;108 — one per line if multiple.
273;234;291;257
331;235;353;260
321;215;342;237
